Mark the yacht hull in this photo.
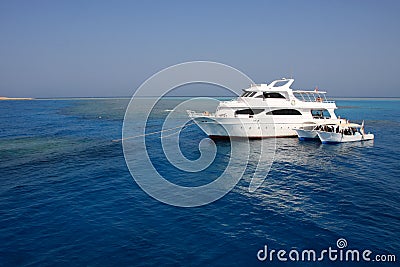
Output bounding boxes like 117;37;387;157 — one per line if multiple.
192;117;308;138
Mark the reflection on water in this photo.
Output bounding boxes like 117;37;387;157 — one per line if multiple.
234;137;379;226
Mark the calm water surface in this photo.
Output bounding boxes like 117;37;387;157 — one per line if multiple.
0;98;399;266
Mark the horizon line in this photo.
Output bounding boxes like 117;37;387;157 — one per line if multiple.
2;96;400;100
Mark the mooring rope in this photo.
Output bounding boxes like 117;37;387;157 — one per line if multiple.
112;122;196;142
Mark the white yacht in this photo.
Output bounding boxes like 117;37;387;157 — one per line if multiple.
187;78;346;138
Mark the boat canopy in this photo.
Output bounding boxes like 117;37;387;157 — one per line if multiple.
329;122;361;128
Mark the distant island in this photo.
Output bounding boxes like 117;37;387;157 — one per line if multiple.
0;96;34;100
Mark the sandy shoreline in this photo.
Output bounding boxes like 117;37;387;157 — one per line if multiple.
0;97;34;100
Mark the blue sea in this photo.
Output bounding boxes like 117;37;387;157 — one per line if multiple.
0;98;399;266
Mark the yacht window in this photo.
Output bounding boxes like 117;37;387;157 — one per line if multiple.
248;92;257;97
240;92;247;97
266;109;302;115
235;108;264;115
241;92;252;97
263;92;285;99
323;110;331;118
311;109;331;118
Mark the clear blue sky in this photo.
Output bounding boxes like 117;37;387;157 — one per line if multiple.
0;0;399;97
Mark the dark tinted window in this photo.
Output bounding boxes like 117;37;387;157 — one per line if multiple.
248;92;257;97
236;108;264;115
311;109;331;118
266;109;302;115
241;92;255;97
263;92;285;98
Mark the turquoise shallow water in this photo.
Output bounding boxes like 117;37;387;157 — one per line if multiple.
0;98;399;266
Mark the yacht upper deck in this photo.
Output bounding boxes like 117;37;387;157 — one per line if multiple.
240;78;335;103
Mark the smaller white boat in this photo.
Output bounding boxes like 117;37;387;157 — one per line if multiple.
294;122;344;140
316;121;374;144
294;125;319;140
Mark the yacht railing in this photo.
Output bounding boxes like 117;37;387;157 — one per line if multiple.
293;92;335;103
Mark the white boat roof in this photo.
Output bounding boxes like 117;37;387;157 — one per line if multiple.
329;122;362;127
339;123;362;127
309;122;361;127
